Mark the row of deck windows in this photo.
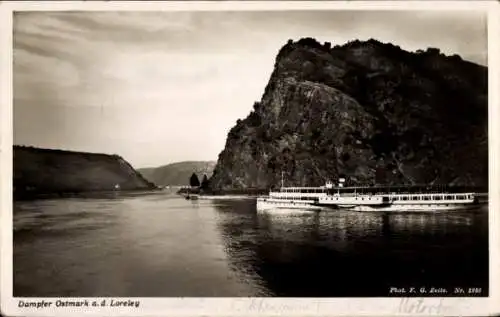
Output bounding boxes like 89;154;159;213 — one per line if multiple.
276;194;472;201
280;188;476;197
281;188;326;193
277;196;317;201
392;194;471;201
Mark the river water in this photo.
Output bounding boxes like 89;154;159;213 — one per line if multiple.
13;191;489;297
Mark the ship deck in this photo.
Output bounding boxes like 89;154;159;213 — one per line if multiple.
325;185;486;195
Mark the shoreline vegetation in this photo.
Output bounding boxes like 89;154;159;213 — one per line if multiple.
178;172;270;197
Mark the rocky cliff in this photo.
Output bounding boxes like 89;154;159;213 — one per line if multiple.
14;145;157;199
210;38;488;190
138;161;216;186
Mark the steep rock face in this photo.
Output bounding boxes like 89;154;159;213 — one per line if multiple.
14;145;157;198
210;38;487;189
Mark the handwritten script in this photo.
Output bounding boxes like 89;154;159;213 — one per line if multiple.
398;298;451;315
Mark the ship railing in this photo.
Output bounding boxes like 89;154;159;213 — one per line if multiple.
328;186;482;195
326;191;478;198
278;184;484;195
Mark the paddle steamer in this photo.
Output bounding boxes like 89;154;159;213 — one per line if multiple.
256;176;481;213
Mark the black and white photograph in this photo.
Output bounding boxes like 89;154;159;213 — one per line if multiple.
1;1;499;316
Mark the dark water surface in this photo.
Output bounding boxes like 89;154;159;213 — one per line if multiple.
14;191;489;297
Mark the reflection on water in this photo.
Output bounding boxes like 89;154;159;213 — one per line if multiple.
214;204;488;297
14;193;488;297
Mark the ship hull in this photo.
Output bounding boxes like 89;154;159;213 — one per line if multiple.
344;203;480;212
256;198;324;213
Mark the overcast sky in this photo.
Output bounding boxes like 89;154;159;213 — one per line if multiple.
13;10;487;168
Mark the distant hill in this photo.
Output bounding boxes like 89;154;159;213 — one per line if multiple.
138;161;216;186
14;145;156;200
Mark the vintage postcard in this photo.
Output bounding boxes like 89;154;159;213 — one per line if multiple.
1;1;499;316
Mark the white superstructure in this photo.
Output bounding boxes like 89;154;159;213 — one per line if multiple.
256;185;329;212
319;192;478;212
256;172;332;212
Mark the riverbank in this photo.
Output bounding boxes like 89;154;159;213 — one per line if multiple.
197;195;257;200
14;188;163;202
177;187;268;196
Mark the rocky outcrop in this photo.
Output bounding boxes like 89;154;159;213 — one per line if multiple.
14;145;157;199
210;38;488;190
138;161;216;186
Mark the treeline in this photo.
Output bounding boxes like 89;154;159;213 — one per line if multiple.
177;172;268;196
189;173;210;189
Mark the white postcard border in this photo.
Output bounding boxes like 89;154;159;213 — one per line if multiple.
1;1;499;316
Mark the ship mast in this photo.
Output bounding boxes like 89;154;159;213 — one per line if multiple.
281;171;284;189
